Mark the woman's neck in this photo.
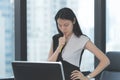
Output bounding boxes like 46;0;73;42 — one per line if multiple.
65;32;73;42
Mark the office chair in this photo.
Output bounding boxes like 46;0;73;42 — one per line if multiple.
100;51;120;80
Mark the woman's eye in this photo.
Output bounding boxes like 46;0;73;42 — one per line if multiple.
64;24;69;27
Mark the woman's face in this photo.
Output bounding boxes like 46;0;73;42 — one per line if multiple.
57;18;74;35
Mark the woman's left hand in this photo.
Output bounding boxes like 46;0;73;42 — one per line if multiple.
71;70;89;80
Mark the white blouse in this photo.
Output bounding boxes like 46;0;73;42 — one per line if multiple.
61;33;90;67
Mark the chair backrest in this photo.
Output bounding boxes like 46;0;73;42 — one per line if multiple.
100;51;120;80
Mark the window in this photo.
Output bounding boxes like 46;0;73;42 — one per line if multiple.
27;0;94;72
0;0;14;78
106;0;120;51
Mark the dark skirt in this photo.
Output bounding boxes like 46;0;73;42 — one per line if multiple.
61;60;90;80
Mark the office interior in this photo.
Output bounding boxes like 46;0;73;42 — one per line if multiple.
0;0;120;80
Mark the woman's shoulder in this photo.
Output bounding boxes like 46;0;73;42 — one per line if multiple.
52;34;63;40
78;34;90;41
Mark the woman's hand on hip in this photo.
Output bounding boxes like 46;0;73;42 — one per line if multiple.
71;70;89;80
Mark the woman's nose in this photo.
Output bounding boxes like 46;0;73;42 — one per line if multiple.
61;26;66;29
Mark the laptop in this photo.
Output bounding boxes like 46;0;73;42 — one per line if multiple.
12;61;65;80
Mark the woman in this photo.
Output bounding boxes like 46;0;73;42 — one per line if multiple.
48;7;110;80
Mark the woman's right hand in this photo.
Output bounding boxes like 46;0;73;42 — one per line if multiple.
47;35;66;61
58;35;66;50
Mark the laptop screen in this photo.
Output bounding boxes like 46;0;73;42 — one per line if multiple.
12;61;65;80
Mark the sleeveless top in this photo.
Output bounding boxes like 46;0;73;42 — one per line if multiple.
52;33;90;80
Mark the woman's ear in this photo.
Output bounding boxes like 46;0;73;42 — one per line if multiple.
73;18;76;24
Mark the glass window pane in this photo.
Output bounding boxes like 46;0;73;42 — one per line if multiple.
27;0;94;72
78;0;94;72
0;0;14;78
106;0;120;51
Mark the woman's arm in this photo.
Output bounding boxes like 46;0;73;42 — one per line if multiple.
47;36;66;61
47;41;62;61
84;40;110;79
71;40;110;80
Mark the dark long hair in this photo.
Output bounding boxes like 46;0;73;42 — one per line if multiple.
55;7;83;37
